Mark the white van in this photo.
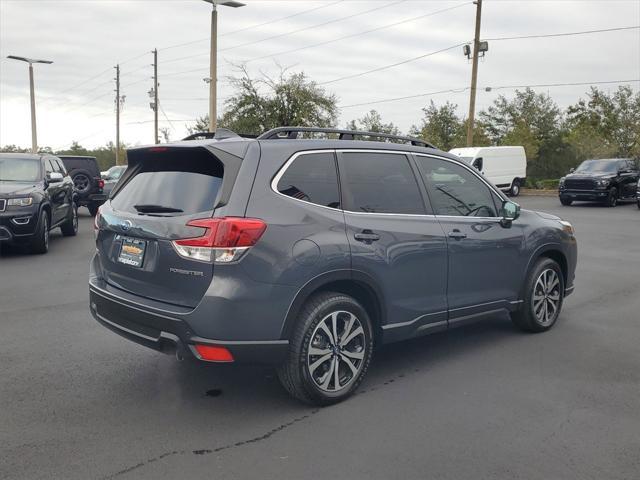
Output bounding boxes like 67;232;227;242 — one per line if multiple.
448;146;527;196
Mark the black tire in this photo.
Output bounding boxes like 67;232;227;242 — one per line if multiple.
511;257;564;333
277;292;374;406
560;196;573;206
605;187;617;207
509;179;521;197
70;169;93;197
637;200;640;210
87;203;100;217
60;203;78;237
31;210;49;254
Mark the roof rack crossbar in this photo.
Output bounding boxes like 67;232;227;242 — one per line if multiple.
257;127;435;149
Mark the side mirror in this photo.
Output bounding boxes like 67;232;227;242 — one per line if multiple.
47;172;64;183
569;167;575;173
472;157;483;172
500;200;520;228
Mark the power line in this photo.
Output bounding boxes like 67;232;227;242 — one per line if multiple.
162;0;406;65
340;79;640;109
485;25;639;42
243;2;472;64
319;25;640;86
158;0;345;52
319;42;468;86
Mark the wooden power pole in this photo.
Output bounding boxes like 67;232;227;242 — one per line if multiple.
152;49;159;144
466;0;483;147
115;64;122;165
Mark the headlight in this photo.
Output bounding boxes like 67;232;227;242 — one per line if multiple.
558;220;574;235
596;179;608;187
8;197;33;207
559;177;566;188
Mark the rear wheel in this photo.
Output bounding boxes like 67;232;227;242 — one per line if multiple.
31;211;49;254
60;203;78;237
560;196;573;206
511;257;564;333
509;179;521;197
605;187;617;207
278;292;374;405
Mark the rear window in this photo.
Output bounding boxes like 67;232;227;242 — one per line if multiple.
276;152;340;208
60;157;99;174
111;150;224;215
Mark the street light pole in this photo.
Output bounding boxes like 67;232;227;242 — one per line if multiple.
202;0;245;133
209;4;218;132
7;55;53;153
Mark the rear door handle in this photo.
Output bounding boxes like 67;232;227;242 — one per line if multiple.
354;230;380;243
448;229;467;240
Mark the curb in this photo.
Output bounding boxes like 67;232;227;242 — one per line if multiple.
520;189;556;197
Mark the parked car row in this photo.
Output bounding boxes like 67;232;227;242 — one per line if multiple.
0;153;126;254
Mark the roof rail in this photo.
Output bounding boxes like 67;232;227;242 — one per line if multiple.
257;126;435;149
182;128;254;141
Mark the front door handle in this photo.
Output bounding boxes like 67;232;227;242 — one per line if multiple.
354;230;380;243
448;229;467;240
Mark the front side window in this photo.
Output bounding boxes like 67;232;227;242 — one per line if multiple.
417;157;499;217
276;152;340;209
339;152;425;214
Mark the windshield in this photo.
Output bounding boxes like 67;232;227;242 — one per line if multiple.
106;165;126;180
575;160;620;174
0;156;42;182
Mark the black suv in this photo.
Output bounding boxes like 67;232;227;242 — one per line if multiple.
90;127;577;405
559;158;639;207
58;155;106;216
0;153;78;253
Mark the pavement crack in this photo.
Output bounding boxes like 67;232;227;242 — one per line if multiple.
104;409;320;479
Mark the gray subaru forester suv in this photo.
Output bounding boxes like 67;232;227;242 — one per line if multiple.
89;127;577;405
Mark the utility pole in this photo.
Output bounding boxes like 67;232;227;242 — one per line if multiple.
153;49;159;144
115;64;121;165
209;3;218;132
466;0;483;147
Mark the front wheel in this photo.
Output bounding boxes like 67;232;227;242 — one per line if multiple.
605;187;617;207
31;211;49;254
511;257;564;333
60;203;78;237
277;292;374;405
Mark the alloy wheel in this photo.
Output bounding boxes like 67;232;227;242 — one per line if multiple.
532;268;561;326
307;310;366;392
43;216;49;250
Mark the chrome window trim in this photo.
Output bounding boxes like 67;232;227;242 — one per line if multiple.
270;148;511;219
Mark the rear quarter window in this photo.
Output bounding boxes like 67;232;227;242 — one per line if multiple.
276;152;340;208
110;149;224;215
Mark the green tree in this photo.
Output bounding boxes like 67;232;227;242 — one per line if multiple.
186;116;210;135
346;110;400;135
566;86;640;158
214;66;338;136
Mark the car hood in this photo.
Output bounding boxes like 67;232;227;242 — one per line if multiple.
565;172;616;180
533;210;561;222
0;181;41;196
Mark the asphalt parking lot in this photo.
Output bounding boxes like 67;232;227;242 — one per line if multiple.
1;196;639;480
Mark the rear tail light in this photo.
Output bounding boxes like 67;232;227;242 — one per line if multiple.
97;178;105;189
172;217;266;263
193;344;234;362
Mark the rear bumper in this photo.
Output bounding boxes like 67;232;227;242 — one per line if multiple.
78;193;107;206
88;281;288;364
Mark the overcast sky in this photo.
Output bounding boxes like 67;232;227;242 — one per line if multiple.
1;0;639;150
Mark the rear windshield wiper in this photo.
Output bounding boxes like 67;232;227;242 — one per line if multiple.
133;204;184;214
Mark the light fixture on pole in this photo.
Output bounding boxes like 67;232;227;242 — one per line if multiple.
202;0;245;133
7;55;53;153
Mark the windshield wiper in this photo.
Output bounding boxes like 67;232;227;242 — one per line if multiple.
133;204;184;214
